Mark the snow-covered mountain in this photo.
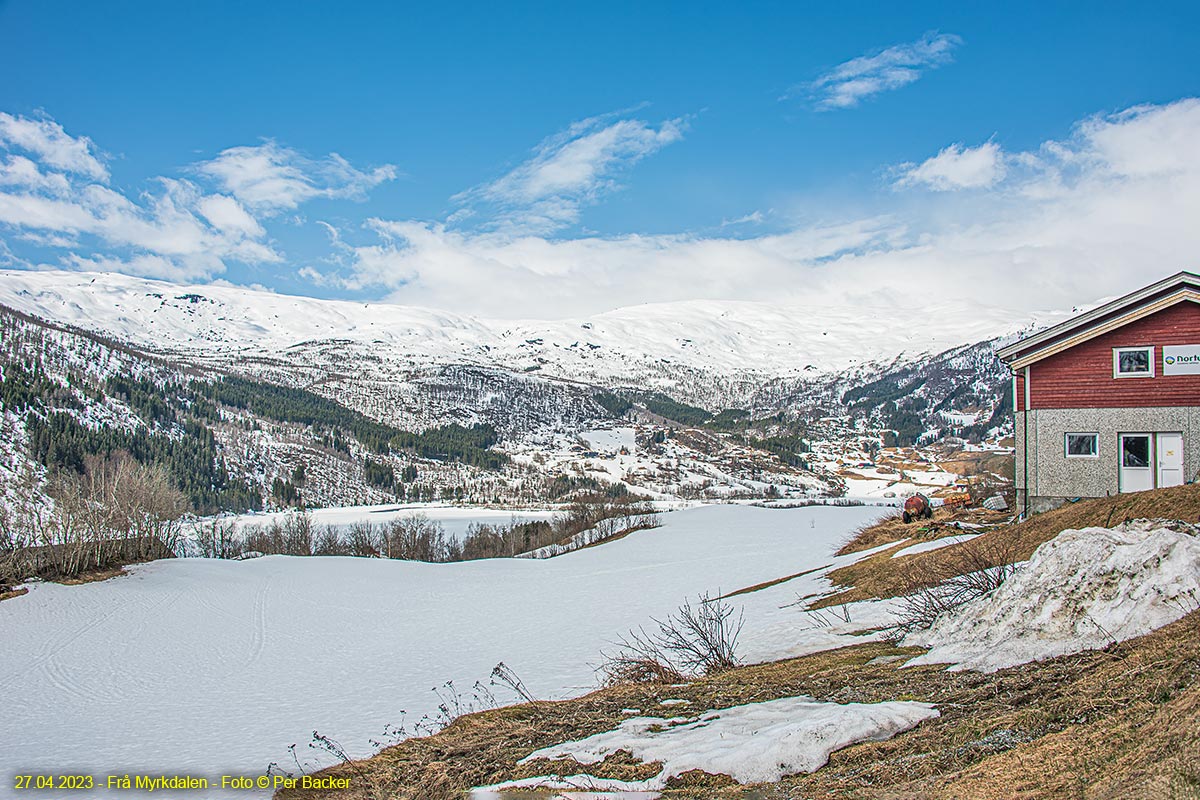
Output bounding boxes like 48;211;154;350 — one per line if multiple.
0;268;1046;512
0;269;1046;394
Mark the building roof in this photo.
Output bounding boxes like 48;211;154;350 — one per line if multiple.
996;271;1200;370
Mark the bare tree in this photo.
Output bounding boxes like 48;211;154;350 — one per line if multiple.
601;593;744;684
385;514;450;561
346;521;382;557
3;452;186;581
195;519;242;559
313;524;347;556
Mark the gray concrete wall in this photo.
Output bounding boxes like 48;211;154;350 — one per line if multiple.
1014;406;1200;511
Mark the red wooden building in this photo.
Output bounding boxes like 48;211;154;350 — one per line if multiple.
997;271;1200;514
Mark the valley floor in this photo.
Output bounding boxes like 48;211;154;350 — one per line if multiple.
0;504;888;800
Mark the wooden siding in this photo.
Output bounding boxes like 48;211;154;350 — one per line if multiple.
1028;302;1200;409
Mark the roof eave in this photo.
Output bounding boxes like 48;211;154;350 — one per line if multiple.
996;270;1200;365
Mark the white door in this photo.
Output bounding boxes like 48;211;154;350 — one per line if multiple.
1157;432;1184;487
1119;433;1154;493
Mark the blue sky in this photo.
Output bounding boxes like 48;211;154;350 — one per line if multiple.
1;1;1198;317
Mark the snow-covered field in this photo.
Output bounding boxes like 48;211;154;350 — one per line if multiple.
0;504;889;798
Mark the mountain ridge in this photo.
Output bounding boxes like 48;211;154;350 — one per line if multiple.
0;269;1058;387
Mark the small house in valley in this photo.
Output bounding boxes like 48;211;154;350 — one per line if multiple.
997;271;1200;514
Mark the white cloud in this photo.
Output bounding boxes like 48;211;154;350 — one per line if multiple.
340;98;1200;320
341;216;902;317
894;141;1006;190
0;112;109;180
806;33;962;110
721;210;767;227
196;194;265;237
0;129;281;281
194;141;397;213
453;113;686;234
0;155;73;195
5;100;1200;326
0;114;395;283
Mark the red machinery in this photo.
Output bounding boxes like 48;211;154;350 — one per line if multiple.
902;493;934;524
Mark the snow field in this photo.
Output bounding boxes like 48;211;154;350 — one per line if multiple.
0;504;890;798
905;519;1200;672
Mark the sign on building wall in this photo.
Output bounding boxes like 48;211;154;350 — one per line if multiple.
1163;344;1200;375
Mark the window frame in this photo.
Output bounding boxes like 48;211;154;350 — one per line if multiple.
1113;346;1155;378
1064;432;1099;459
1120;433;1152;469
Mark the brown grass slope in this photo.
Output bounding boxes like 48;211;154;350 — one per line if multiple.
816;482;1200;609
276;611;1200;800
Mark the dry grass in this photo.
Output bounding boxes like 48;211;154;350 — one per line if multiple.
54;565;128;585
276;610;1200;800
837;505;1010;556
718;563;831;600
818;483;1200;609
0;565;126;602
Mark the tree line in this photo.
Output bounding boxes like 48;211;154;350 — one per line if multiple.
194;494;660;563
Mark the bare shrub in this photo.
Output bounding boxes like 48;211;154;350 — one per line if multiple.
460;518;551;559
886;533;1022;642
345;521;383;557
385;514;456;561
313;524;347;556
239;512;315;556
282;512;313;555
243;519;281;555
195;519;242;559
601;593;744;685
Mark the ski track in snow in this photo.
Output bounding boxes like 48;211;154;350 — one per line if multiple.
0;504;892;797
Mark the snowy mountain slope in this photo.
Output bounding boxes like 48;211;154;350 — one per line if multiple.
0;303;841;512
0;269;1051;386
0;268;1041;510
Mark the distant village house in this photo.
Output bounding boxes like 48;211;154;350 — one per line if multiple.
998;271;1200;514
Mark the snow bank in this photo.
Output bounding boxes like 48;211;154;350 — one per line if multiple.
472;696;937;794
906;520;1200;672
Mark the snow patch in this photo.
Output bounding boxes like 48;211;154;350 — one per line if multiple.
890;534;977;559
905;520;1200;672
472;696;938;793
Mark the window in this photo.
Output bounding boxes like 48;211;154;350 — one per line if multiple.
1065;433;1098;458
1113;346;1154;378
1121;435;1151;468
